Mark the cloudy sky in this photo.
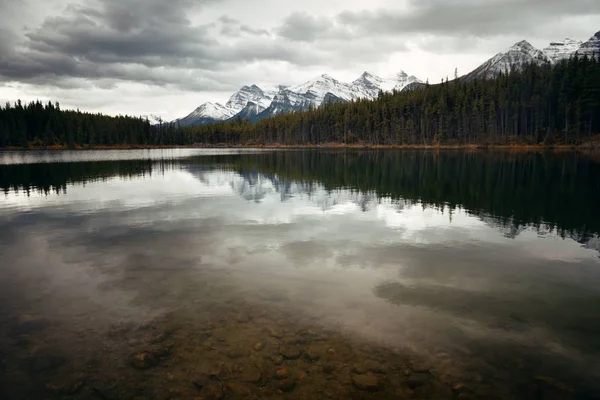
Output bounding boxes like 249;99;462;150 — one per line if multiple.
0;0;598;120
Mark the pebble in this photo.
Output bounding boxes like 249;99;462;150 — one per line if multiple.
270;355;284;365
226;382;252;396
235;313;251;323
354;359;387;374
201;382;224;400
408;372;431;389
130;352;158;370
253;341;263;351
280;346;301;359
267;325;283;338
351;374;380;391
304;347;320;362
273;367;289;380
241;368;261;383
322;363;335;374
227;347;247;359
277;378;296;392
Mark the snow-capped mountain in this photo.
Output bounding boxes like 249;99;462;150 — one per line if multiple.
289;73;358;106
226;101;265;122
176;85;276;127
464;40;550;81
351;71;422;98
543;38;583;63
175;71;422;125
225;84;276;113
176;102;237;126
464;30;598;81
576;30;600;58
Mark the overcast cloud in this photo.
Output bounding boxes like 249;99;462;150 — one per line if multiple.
0;0;598;119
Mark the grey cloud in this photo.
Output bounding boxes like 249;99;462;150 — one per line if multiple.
276;12;331;42
0;0;318;90
270;0;600;52
336;0;600;37
240;25;270;36
218;15;270;37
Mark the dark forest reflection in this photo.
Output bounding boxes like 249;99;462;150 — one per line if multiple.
3;149;599;242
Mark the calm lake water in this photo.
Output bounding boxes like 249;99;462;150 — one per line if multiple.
1;149;599;399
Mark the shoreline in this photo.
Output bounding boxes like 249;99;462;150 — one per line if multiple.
1;142;599;151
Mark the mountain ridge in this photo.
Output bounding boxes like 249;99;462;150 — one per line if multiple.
175;70;423;126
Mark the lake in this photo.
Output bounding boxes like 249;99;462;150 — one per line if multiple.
1;148;599;399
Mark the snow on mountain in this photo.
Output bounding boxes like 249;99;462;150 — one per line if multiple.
351;72;386;98
350;71;422;98
176;102;237;127
225;84;276;113
543;38;582;63
176;70;423;124
225;101;266;122
255;86;310;119
385;71;423;92
464;40;550;81
576;30;600;58
288;73;359;106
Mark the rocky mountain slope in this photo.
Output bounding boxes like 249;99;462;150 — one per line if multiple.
175;71;422;126
543;38;583;63
576;30;600;58
463;40;550;81
464;30;599;82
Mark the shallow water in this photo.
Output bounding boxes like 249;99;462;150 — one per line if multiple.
1;149;599;399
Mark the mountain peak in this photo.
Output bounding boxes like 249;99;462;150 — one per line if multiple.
510;40;535;50
543;37;582;63
576;30;600;58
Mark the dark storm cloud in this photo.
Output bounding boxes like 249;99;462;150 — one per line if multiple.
0;0;318;90
2;0;599;92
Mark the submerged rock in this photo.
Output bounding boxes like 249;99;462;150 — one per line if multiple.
273;367;289;380
241;367;262;383
408;372;432;389
270;355;284;365
352;374;380;391
130;352;158;369
226;382;253;396
226;347;247;359
280;346;301;359
354;359;388;374
267;325;283;338
201;382;224;400
277;378;296;392
304;347;321;362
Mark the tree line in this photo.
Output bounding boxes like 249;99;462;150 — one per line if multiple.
0;100;186;147
1;55;599;148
